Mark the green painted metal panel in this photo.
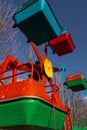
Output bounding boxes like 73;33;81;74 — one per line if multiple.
65;78;87;91
0;98;67;130
73;128;87;130
13;0;63;45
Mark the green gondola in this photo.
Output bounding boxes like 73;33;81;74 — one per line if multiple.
65;78;87;92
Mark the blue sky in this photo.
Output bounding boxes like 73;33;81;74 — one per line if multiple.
13;0;87;77
49;0;87;77
12;0;87;96
48;0;87;97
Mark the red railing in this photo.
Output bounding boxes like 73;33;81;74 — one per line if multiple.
0;62;40;84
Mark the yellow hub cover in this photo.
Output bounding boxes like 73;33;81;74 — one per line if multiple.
44;58;53;78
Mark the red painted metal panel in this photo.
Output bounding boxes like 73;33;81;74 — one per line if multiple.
66;73;84;81
49;33;75;56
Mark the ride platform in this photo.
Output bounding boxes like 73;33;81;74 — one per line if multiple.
0;56;69;130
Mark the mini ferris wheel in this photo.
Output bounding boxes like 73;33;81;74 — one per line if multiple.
0;0;86;130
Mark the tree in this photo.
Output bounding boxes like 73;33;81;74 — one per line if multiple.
67;89;87;127
0;0;29;62
0;0;16;55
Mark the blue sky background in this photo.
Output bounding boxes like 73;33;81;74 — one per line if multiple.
12;0;87;97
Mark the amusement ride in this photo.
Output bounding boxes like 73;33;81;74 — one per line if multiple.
0;0;87;129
